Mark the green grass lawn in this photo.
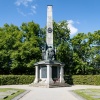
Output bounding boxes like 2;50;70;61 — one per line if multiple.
0;88;25;100
73;89;100;100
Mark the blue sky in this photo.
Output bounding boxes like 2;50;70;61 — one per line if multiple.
0;0;100;37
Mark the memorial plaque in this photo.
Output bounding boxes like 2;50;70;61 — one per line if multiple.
41;66;47;78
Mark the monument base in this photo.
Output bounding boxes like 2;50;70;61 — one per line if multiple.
29;82;70;88
32;60;68;88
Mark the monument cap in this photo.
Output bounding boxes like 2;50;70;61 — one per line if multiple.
47;5;53;6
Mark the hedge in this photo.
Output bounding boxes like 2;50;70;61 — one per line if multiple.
0;75;100;85
65;75;100;85
0;75;35;85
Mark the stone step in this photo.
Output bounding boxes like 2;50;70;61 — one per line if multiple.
30;82;70;88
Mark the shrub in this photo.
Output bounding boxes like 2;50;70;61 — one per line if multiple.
0;75;34;85
0;75;100;85
65;75;100;85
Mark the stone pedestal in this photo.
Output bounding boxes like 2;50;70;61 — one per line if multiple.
30;60;69;88
60;66;65;83
34;66;39;83
46;65;53;84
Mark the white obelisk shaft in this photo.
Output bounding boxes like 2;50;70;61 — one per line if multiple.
46;5;53;60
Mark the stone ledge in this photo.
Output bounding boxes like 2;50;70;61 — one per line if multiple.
12;90;30;100
0;90;18;99
29;82;70;88
0;95;8;99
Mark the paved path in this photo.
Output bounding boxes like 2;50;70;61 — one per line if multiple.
0;85;100;100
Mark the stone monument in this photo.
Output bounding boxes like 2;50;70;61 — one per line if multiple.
31;5;68;87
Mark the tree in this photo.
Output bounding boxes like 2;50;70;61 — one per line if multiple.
71;33;93;74
53;20;70;47
89;30;100;74
0;21;43;75
0;24;21;74
0;20;100;75
53;20;73;74
11;21;42;74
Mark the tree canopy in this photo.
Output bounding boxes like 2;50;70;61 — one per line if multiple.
0;21;100;75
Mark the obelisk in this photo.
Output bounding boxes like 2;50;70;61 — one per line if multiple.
32;5;66;87
46;5;53;60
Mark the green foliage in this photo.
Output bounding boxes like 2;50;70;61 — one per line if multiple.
0;88;25;100
53;20;70;47
0;75;34;85
0;20;100;75
53;21;73;74
73;89;100;100
0;75;100;85
65;75;100;85
0;21;42;75
71;32;100;75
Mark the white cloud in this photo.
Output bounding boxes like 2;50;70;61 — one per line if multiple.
31;5;36;9
17;8;26;16
67;20;78;37
76;21;80;24
15;0;37;16
15;0;33;7
30;5;37;14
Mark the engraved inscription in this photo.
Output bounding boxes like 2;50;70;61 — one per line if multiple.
41;66;47;78
48;27;52;33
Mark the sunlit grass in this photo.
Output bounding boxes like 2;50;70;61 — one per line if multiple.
0;88;25;100
73;89;100;100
